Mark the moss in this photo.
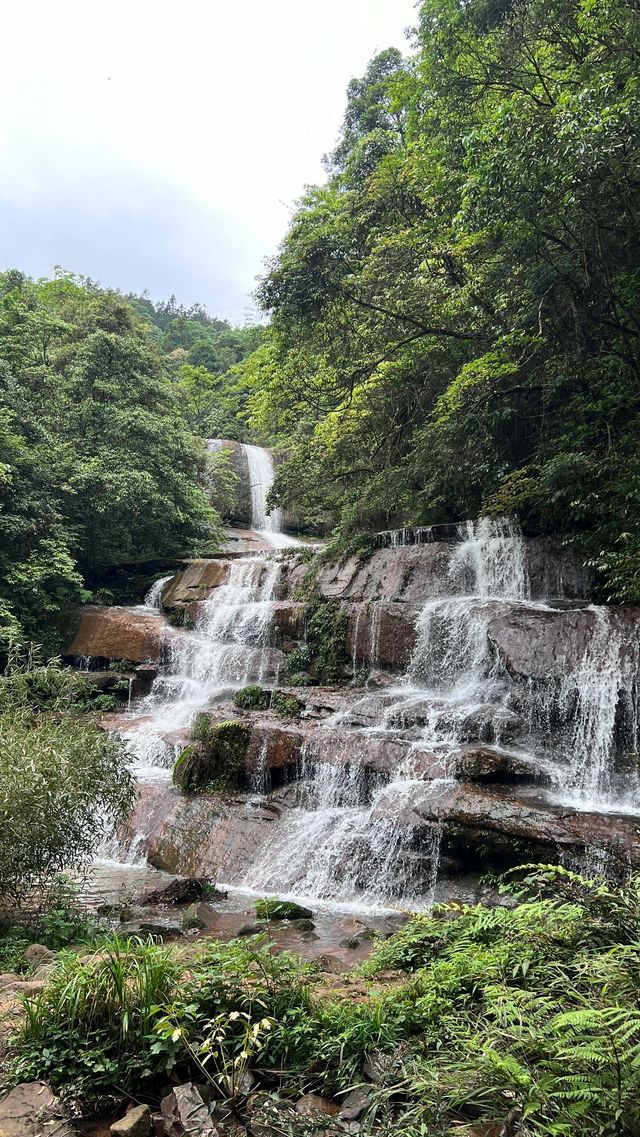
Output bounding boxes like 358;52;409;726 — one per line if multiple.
233;684;271;711
255;898;314;921
173;719;250;793
166;605;195;629
270;691;301;718
287;672;313;687
306;598;349;684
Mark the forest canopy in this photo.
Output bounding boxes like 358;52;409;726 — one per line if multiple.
242;0;640;601
0;270;259;646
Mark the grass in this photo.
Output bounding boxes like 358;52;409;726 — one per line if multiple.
7;865;640;1135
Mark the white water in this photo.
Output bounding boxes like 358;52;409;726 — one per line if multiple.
107;512;640;911
236;518;640;906
244;443;300;549
120;555;282;780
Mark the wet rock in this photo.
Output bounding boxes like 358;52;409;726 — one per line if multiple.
131;664;158;698
244;722;304;782
289;918;315;932
270;602;306;640
347;602;419;671
181;904;205;931
295;1094;338;1118
162;560;230;608
139;877;215;906
63;606;166;663
160;1083;217;1135
314;954;350;975
0;1082;63;1137
486;605;640;682
236;923;266;937
110;1104;152;1136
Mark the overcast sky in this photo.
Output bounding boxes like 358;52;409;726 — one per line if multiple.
2;1;416;322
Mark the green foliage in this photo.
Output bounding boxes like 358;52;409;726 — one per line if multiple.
0;708;134;905
269;691;301;718
233;684;271;711
11;867;640;1131
0;270;222;647
242;0;640;599
305;599;349;684
173;718;250;793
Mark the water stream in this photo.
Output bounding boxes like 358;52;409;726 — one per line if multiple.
97;452;640;912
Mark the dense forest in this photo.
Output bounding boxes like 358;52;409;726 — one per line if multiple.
241;0;640;601
0;271;259;647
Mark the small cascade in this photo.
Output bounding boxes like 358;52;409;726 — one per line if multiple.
142;575;173;611
243;444;297;550
120;555;282;779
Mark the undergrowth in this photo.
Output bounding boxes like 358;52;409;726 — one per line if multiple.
9;865;640;1135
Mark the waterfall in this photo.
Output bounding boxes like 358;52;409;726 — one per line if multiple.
243;443;300;550
107;512;640;913
120;556;282;780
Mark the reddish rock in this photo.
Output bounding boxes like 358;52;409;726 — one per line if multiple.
244;721;304;778
162;559;230;608
347;602;419;670
63;606;166;663
270;601;306;640
487;605;640;681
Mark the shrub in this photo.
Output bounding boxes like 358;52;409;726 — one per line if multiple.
270;691;301;718
173;719;250;793
0;709;135;905
305;599;349;684
233;685;271;711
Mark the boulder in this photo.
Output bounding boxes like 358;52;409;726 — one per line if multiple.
24;944;54;967
139;877;214;906
295;1094;338;1118
160;1084;217;1136
63;606;166;663
0;1082;63;1137
110;1104;152;1137
347;602;419;671
337;1087;376;1120
162;560;230;608
487;605;640;682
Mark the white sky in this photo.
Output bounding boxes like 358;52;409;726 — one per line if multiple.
1;0;417;321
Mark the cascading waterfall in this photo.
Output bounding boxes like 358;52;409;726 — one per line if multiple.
108;508;640;912
238;519;531;907
120;555;282;780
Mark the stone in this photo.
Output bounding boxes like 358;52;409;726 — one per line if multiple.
63;606;166;664
313;954;350;975
33;962;57;982
0;1082;61;1137
160;1083;217;1136
337;1086;375;1120
139;877;214;906
0;973;21;990
254;898;313;921
162;560;230;608
295;1094;338;1117
110;1104;152;1137
24;944;54;967
181;903;205;931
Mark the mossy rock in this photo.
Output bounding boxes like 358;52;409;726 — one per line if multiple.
255;898;314;921
173;719;250;793
270;691;302;718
